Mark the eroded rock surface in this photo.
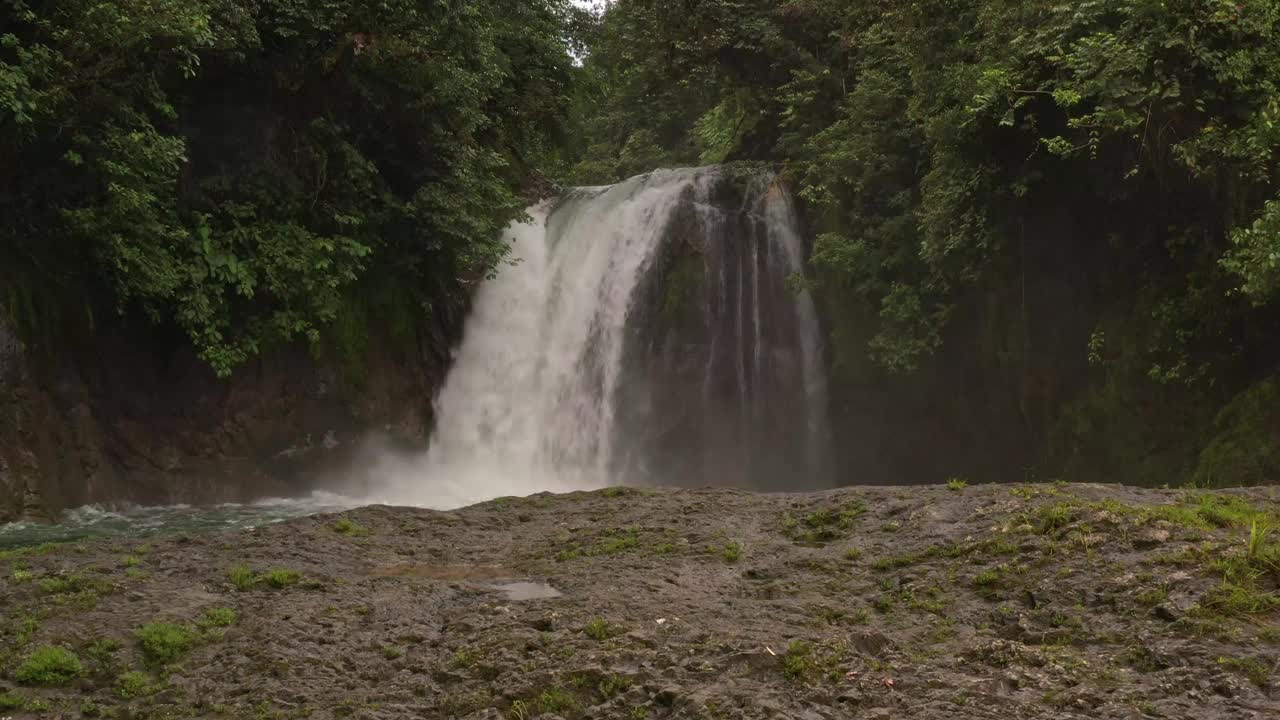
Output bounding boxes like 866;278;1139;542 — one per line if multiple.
1;483;1278;719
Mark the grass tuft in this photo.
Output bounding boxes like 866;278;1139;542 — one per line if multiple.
135;622;195;666
782;640;816;682
117;670;157;698
333;518;370;536
228;565;256;591
584;617;618;641
15;646;84;686
199;607;237;629
721;542;743;563
781;500;868;543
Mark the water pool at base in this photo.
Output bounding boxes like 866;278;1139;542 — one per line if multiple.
0;492;363;550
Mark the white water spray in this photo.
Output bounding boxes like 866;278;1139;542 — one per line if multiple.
363;167;829;508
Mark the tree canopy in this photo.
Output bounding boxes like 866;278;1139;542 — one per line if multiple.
1;0;582;375
553;0;1280;484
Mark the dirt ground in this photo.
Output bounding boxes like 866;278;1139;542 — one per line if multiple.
2;482;1279;719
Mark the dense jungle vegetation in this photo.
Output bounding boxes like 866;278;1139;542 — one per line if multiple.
3;0;1279;486
0;0;583;375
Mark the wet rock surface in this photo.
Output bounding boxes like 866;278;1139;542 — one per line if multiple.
0;313;449;523
1;483;1278;719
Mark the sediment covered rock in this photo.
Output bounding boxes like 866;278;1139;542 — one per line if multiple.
1;483;1276;718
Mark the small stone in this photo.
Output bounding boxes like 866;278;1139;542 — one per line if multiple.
1134;528;1171;549
654;687;680;707
728;651;778;670
849;631;892;656
625;630;654;647
836;690;865;705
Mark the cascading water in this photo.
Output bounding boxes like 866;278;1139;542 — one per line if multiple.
370;166;831;507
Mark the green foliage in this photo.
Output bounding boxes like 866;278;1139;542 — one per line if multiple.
598;674;632;699
84;637;122;669
974;568;1003;588
561;0;1280;485
530;687;579;714
781;501;868;543
227;565;256;591
135;622;195;666
1193;378;1280;486
0;691;23;710
583;617;617;641
721;542;743;563
332;518;370;537
261;569;301;589
381;645;405;660
224;564;301;591
1224;195;1280;303
14;646;84;685
1218;655;1273;687
782;640;816;682
117;670;157;698
37;575;77;594
1;0;577;375
199;607;237;629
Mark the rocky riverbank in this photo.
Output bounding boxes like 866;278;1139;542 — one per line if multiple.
1;483;1279;719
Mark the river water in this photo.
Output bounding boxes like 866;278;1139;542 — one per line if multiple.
0;493;361;550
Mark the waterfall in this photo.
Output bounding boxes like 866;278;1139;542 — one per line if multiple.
368;167;830;507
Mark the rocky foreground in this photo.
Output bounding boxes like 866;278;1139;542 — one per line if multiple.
1;483;1279;719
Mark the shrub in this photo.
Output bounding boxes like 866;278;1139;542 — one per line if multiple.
333;518;369;536
721;542;743;563
781;501;868;543
37;576;77;594
228;565;256;591
583;617;616;641
117;670;153;698
974;568;1002;587
261;569;301;588
199;607;237;629
0;691;24;710
782;640;816;681
135;622;195;666
85;637;122;668
15;646;85;686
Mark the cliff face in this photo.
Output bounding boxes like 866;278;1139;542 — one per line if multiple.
0;316;446;522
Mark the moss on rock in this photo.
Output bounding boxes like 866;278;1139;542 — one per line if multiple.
1194;377;1280;487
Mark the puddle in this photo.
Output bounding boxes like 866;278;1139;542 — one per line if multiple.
488;581;563;601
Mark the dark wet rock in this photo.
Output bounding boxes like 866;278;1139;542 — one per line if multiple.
1;484;1277;719
849;630;893;657
654;686;681;706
